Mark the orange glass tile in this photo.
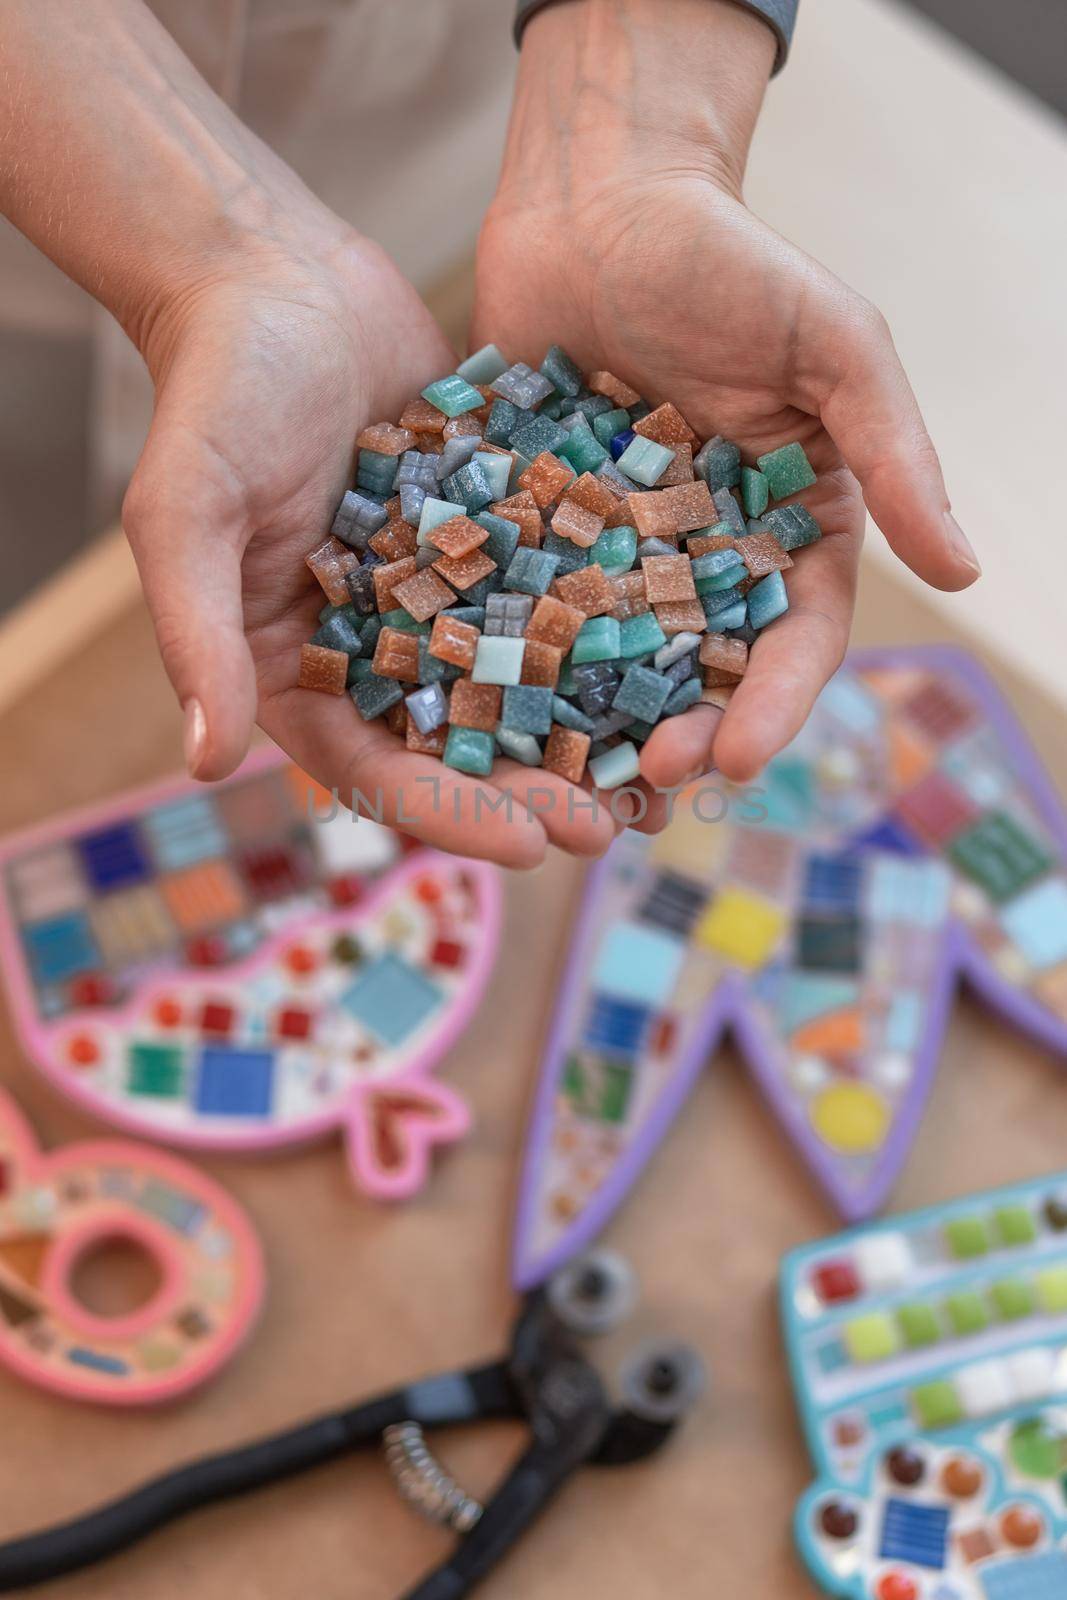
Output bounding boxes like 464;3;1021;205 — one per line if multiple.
298;643;348;694
161;860;247;933
520;639;563;687
448;678;502;732
429;613;480;670
518;451;574;509
429;515;490;559
632;402;697;447
543;726;591;784
563;473;616;519
399;397;447;433
550;499;604;548
391;568;457;622
586;370;641;408
526;594;586;650
356;422;417;455
305;536;361;605
369;519;419;562
372;627;421;683
793;1010;865;1056
643;554;697;604
372;556;418;613
553;565;617;617
432;548;496;591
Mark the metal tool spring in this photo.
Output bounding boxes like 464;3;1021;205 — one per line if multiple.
383;1422;483;1534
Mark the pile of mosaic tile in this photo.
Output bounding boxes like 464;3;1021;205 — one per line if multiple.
299;345;822;787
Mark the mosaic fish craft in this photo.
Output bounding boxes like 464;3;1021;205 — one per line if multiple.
0;749;501;1199
0;1087;262;1404
783;1174;1067;1599
513;645;1067;1288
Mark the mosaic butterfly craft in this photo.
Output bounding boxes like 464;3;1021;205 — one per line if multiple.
0;1087;262;1404
0;749;501;1199
513;645;1067;1288
783;1173;1067;1600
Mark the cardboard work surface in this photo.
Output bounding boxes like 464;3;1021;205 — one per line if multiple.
2;570;1067;1599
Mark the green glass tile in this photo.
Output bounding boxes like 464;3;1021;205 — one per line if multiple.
945;1215;991;1259
947;812;1053;904
556;417;609;475
741;466;769;518
843;1312;900;1365
617;612;667;659
991;1278;1036;1320
572;617;622;664
420;374;485;418
896;1302;941;1349
696;436;740;491
945;1290;990;1336
593;408;631;447
443;726;495;777
562;1053;634;1123
911;1379;963;1429
127;1041;185;1099
379;609;431;636
995;1203;1038;1247
590;525;637;574
757;440;817;501
1009;1417;1066;1480
1035;1266;1067;1314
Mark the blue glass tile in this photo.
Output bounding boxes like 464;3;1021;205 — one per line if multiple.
593;922;686;1007
68;1348;130;1376
195;1047;276;1117
878;1497;949;1569
583;994;651;1056
980;1552;1067;1600
78;821;152;889
138;1180;206;1234
999;876;1067;969
341;953;443;1046
815;1339;848;1375
849;817;924;857
609;428;635;461
23;911;99;984
143;796;227;870
803;852;863;914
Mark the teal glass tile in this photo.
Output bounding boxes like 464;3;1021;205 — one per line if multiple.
504;547;561;596
455;343;508;385
741;466;769;518
590;525;637;574
572;617;622;663
756;441;817;500
501;685;553;735
695;435;740;491
616;436;675;487
612;666;672;722
539;344;583;397
747;571;789;629
341;952;444;1045
618;612;667;658
443;726;496;776
350;674;404;720
472;636;526;686
556;416;610;475
495;726;543;765
420;374;485;418
474;512;521;569
593;407;631;447
589;741;642;790
998;875;1067;965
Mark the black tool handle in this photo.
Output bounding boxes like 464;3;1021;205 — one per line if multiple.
400;1439;579;1600
0;1367;515;1594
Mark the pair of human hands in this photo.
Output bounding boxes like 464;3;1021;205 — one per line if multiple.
122;0;979;871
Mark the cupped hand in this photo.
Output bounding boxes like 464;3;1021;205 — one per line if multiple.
473;0;980;803
123;231;620;868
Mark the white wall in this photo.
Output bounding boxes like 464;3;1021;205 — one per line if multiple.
746;0;1067;701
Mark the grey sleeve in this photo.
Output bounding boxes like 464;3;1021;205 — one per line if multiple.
514;0;799;73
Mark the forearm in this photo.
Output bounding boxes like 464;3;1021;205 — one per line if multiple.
499;0;776;210
0;0;342;361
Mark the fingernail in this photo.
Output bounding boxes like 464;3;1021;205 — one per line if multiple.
945;513;981;575
183;697;207;777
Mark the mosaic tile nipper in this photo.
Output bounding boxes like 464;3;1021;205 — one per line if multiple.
0;1250;704;1598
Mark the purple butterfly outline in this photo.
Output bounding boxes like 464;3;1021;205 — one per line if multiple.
513;645;1067;1288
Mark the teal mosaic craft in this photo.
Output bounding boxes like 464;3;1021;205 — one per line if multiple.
302;346;826;784
783;1171;1067;1600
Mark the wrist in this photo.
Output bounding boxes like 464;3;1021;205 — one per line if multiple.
500;0;775;209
